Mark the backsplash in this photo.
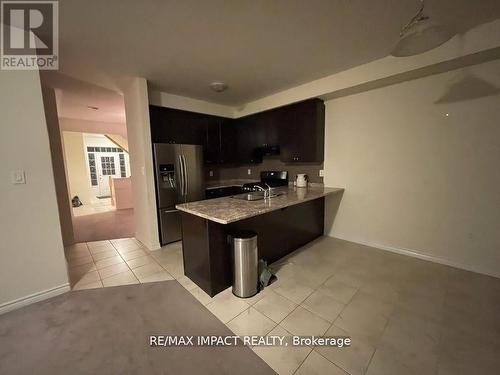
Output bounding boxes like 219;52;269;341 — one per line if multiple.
205;156;324;183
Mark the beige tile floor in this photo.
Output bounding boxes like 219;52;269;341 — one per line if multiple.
65;238;180;289
66;236;500;375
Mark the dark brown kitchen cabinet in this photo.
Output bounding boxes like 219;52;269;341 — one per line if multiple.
204;118;220;164
235;115;262;164
279;98;325;163
204;117;236;164
149;97;325;166
219;120;237;163
149;105;205;145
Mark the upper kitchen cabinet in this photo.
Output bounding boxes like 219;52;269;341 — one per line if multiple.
279;98;325;163
149;97;325;165
204;117;237;164
219;120;237;163
235;115;263;164
149;105;206;145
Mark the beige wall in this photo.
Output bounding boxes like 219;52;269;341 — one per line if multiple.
0;70;69;312
62;131;93;204
324;59;500;277
42;87;75;246
122;77;160;250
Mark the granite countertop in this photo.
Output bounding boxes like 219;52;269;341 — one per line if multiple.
176;186;344;224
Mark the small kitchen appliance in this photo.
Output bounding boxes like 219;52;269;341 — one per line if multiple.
295;174;308;188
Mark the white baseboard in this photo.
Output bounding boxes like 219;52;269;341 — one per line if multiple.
0;283;70;315
329;234;500;279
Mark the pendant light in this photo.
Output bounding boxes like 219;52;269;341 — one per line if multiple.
391;0;456;57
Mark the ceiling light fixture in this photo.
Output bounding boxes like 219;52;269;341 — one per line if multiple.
391;0;456;57
209;82;228;93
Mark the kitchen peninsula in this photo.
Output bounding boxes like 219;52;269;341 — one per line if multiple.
176;186;343;296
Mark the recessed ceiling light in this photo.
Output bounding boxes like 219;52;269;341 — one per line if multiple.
209;82;228;93
87;105;99;110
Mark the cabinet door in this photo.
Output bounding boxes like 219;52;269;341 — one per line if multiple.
204;118;220;164
256;108;280;147
149;106;207;145
279;99;324;163
181;111;206;145
278;104;299;162
165;108;192;144
149;106;177;143
219;119;237;164
235;117;261;164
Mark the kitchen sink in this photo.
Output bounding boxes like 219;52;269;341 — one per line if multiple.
231;191;285;201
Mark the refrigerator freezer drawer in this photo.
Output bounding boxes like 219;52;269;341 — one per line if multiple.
159;208;182;245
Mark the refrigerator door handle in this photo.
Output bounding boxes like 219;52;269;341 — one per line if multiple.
182;154;188;197
178;155;184;197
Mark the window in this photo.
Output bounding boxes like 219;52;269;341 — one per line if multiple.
88;153;98;186
100;156;115;175
119;153;126;177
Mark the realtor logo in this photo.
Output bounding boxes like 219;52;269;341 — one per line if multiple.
1;0;58;70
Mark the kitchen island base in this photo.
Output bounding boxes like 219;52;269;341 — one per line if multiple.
181;197;324;297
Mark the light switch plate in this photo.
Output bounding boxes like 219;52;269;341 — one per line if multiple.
247;169;251;175
319;169;324;177
209;170;213;177
11;170;26;184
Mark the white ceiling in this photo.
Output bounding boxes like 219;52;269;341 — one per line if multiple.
56;0;500;105
43;72;126;123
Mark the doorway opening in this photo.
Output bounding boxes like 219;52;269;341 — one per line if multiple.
65;132;131;219
42;73;136;244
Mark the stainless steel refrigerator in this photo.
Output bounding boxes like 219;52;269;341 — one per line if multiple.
153;143;205;245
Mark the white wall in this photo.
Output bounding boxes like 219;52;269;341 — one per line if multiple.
324;59;500;277
0;70;69;313
122;78;160;250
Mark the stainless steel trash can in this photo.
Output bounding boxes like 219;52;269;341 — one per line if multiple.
232;230;258;298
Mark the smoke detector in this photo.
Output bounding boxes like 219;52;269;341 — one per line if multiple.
209;82;228;93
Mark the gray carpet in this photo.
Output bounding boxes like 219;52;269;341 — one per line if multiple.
0;282;276;375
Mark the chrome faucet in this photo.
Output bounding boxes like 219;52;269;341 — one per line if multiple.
253;184;272;199
264;183;272;198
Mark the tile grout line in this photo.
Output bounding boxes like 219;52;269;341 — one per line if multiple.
72;239;171;289
284;274;362;373
292;286;358;373
110;240;143;284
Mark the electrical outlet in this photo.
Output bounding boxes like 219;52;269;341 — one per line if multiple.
209;170;213;177
11;170;26;184
319;169;324;177
247;169;251;175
